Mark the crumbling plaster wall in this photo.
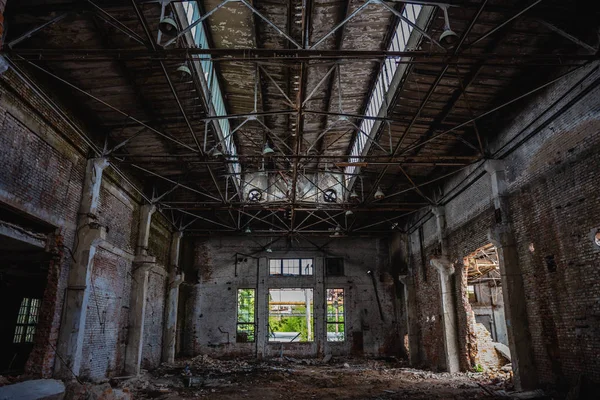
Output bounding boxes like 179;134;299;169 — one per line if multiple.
181;236;404;359
0;70;171;380
407;62;600;385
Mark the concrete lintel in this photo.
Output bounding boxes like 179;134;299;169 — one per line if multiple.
98;240;135;261
0;219;47;249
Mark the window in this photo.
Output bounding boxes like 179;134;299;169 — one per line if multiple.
236;289;255;343
268;289;314;342
467;285;477;303
325;258;344;276
13;298;40;344
326;289;345;342
269;258;313;276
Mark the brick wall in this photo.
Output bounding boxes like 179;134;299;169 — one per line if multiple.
0;70;87;377
0;68;173;380
80;248;132;381
408;62;600;386
181;236;403;359
142;270;166;369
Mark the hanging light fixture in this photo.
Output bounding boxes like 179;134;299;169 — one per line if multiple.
175;64;192;79
262;142;275;155
159;13;179;37
438;5;458;49
244;226;252;234
374;186;385;200
345;210;354;216
349;190;359;201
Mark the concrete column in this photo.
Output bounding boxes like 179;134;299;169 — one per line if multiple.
125;204;156;375
255;257;267;358
162;231;184;364
314;257;325;356
485;160;537;390
399;274;421;366
431;206;460;373
55;158;108;378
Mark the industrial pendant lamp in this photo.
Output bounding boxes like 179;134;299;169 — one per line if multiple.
262;142;275;155
176;64;192;79
345;210;354;216
349;190;359;201
438;5;458;49
374;186;385;200
159;14;178;37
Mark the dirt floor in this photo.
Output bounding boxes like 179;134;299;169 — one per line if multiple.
116;355;517;399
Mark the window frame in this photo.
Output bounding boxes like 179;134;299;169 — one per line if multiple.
269;258;314;276
13;297;41;344
268;288;314;343
326;288;345;342
236;288;256;343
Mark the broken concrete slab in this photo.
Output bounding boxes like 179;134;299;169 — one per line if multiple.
494;342;511;361
0;379;65;400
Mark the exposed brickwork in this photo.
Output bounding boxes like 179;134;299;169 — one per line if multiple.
408;62;600;386
0;72;87;377
142;271;166;369
80;248;132;381
148;213;172;266
0;70;173;381
97;181;137;254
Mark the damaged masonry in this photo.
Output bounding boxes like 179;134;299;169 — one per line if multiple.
0;0;599;399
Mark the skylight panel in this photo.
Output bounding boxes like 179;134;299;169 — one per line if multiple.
181;2;241;186
344;4;424;188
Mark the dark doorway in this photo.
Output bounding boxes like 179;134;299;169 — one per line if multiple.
0;207;53;375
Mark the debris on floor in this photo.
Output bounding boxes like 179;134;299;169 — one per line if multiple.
111;355;515;399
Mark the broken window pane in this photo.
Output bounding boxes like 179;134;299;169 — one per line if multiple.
237;289;255;343
268;289;314;342
13;297;40;344
326;289;345;342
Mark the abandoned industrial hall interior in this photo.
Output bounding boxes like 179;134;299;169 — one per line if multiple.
0;0;599;398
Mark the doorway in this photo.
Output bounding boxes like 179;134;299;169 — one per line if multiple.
463;244;509;370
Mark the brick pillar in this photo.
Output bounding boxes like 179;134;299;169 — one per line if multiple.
430;206;460;373
485;160;537;390
125;204;156;375
162;231;184;364
55;158;108;379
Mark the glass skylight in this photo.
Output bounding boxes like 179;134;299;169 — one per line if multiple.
345;4;423;186
182;2;241;185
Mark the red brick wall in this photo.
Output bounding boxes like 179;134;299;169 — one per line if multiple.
0;69;173;380
408;63;600;386
0;70;87;377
